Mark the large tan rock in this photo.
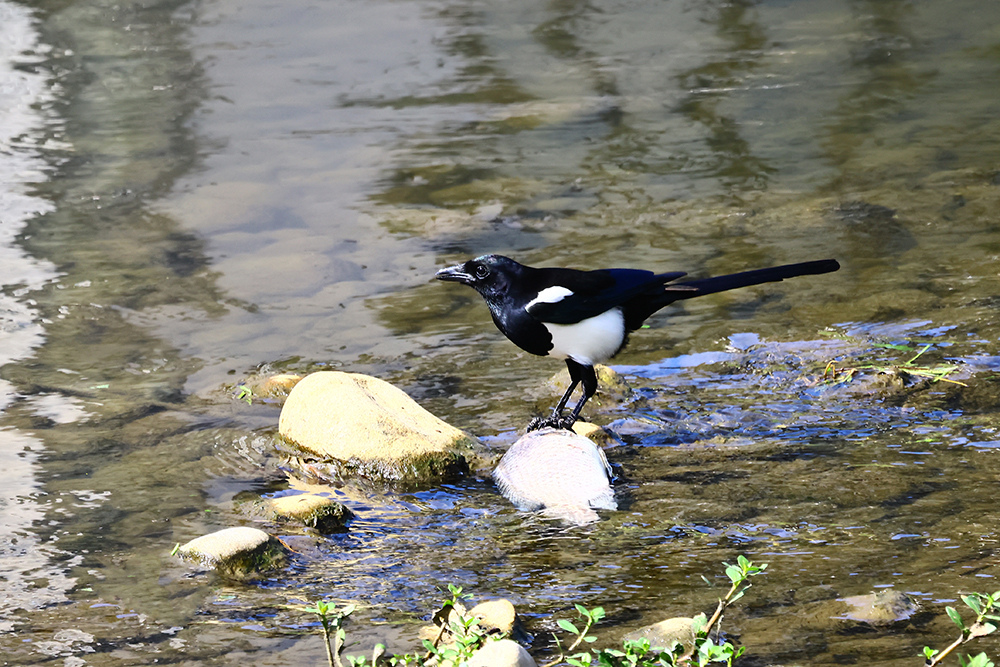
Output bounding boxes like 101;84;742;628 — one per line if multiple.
278;371;482;483
493;428;616;524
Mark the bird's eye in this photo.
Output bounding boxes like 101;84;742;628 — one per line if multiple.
474;264;491;279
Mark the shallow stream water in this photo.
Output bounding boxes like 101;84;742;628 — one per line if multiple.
1;0;1000;665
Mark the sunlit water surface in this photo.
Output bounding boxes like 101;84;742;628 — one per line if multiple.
1;0;999;664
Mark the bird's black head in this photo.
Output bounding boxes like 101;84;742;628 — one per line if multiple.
434;254;523;299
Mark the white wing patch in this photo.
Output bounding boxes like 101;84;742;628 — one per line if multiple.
525;285;574;313
544;308;625;365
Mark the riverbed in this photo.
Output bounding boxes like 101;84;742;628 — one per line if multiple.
1;0;999;664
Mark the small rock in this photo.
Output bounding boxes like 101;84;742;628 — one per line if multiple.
419;598;525;649
266;492;353;533
235;479;354;533
176;527;286;578
418;600;468;644
467;639;537;667
623;617;696;652
278;372;482;484
544;364;634;406
493;428;616;524
468;599;519;635
232;372;303;404
571;421;619;448
259;373;303;396
840;589;920;624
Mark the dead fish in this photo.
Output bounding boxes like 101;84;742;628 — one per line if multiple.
493;428;616;524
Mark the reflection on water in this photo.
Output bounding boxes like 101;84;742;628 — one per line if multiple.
1;0;999;664
0;0;76;631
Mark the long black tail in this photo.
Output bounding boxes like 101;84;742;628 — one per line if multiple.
671;259;840;298
625;258;839;329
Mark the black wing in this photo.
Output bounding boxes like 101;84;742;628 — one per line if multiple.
525;268;688;324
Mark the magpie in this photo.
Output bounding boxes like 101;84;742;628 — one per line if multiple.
436;254;840;431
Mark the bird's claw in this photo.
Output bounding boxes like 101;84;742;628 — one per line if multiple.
527;414;578;432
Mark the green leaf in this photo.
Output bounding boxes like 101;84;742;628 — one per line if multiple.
924;646;940;659
725;565;742;583
691;613;708;635
947;606;966;630
558;619;580;634
960;653;995;667
964;594;984;615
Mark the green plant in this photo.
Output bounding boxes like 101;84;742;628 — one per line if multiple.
339;584;495;666
550;604;603;666
235;384;254;404
304;600;356;667
923;590;999;667
545;556;766;666
419;584;487;662
819;337;966;387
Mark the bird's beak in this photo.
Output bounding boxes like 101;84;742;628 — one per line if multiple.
435;263;474;285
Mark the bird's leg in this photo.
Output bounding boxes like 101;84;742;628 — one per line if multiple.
560;364;598;430
527;361;582;432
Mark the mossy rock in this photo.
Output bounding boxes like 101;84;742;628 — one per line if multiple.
176;527;287;579
238;489;354;533
269;492;352;532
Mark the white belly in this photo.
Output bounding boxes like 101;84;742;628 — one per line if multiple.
544;308;625;365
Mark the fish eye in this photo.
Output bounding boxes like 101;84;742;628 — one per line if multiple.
474;264;491;279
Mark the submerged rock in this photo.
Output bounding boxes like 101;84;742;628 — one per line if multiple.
278;371;482;484
623;617;696;652
493;428;616;524
176;526;287;578
840;589;920;624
